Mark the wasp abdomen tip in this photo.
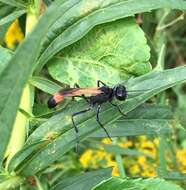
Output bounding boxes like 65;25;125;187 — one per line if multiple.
48;97;57;108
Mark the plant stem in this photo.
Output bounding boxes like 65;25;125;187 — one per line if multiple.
113;138;126;178
35;176;45;190
157;13;184;31
5;85;33;168
26;0;42;34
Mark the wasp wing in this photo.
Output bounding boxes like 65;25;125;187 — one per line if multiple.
58;87;102;96
48;87;102;108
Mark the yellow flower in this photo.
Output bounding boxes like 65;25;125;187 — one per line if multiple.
129;164;140;175
141;167;156;177
79;149;93;168
153;138;159;146
136;137;157;158
177;149;186;166
80;149;112;169
102;138;112;144
92;150;108;168
137;156;146;166
176;149;186;172
141;141;154;149
112;166;119;176
5;20;24;49
138;136;147;141
107;160;119;176
119;140;133;148
95;150;107;160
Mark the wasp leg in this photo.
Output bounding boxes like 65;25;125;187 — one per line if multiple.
73;83;89;103
110;102;126;117
96;104;112;141
74;83;80;88
72;107;92;153
97;80;106;87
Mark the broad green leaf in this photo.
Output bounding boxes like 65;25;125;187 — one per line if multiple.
37;0;186;72
0;46;12;76
29;76;62;94
0;9;26;26
51;168;112;190
0;0;87;168
0;0;26;8
48;18;151;86
92;177;184;190
7;66;186;175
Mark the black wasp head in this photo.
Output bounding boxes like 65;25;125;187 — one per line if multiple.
114;84;127;101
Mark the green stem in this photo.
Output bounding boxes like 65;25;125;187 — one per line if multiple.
158;135;168;177
113;138;126;178
5;85;33;169
157;13;184;31
156;9;170;30
35;176;45;190
26;1;41;34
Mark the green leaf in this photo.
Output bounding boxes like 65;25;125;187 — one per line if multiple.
91;119;172;138
0;46;12;76
103;144;153;158
91;177;184;190
0;23;11;43
43;0;53;7
48;17;151;86
37;0;186;72
0;176;24;190
51;168;112;190
29;76;62;94
7;66;186;176
161;171;186;180
0;9;26;26
0;2;15;16
173;85;186;126
0;0;26;8
7;141;48;175
90;104;173;138
0;2;16;42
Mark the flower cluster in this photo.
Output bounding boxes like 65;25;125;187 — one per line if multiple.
80;136;186;177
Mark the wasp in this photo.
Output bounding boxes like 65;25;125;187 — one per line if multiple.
48;80;140;146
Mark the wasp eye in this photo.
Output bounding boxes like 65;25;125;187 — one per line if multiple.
115;85;127;101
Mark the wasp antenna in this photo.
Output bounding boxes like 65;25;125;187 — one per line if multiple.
127;89;151;92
